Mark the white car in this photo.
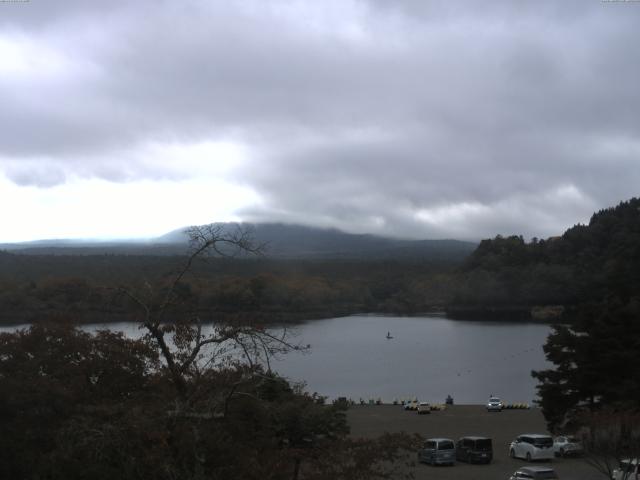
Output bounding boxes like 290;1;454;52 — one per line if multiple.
552;435;583;457
509;434;554;462
417;402;431;414
612;459;639;480
487;396;503;412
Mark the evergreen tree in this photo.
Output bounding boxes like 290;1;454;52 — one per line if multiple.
532;297;640;431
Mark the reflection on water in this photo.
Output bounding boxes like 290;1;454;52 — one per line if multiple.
0;314;551;404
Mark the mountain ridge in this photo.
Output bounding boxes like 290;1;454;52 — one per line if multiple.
0;222;477;261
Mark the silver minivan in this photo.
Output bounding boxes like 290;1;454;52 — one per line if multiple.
418;438;456;465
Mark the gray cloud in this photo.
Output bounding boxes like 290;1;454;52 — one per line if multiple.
5;162;66;188
0;0;639;239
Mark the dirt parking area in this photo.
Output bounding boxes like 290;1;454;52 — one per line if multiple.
347;405;603;480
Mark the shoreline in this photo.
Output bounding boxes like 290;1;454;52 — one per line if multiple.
0;307;561;327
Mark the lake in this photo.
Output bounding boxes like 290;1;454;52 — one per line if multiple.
1;314;552;404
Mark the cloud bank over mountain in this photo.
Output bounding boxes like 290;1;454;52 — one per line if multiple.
1;0;638;241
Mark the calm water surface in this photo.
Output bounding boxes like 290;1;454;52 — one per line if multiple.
270;314;551;404
1;314;551;404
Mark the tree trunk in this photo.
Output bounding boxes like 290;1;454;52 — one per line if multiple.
292;457;301;480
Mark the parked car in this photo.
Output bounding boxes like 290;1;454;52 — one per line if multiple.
612;459;639;480
508;466;559;479
404;400;418;411
456;436;493;464
487;396;504;412
417;402;431;414
417;438;456;465
509;434;554;461
552;435;583;457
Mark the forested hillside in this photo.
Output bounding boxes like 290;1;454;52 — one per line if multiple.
450;198;640;320
524;199;640;430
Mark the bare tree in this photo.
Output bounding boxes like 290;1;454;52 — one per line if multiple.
117;223;303;401
578;408;640;480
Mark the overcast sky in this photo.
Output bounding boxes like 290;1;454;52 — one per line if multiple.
1;0;639;242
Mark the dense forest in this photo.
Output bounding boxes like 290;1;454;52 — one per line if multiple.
449;197;640;321
0;252;461;325
518;199;640;443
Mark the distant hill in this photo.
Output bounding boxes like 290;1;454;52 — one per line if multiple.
0;223;477;262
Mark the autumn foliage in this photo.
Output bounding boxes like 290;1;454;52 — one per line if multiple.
0;323;419;480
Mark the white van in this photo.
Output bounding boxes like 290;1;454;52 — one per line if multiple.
509;434;554;461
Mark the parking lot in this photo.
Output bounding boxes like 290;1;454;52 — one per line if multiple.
347;405;603;480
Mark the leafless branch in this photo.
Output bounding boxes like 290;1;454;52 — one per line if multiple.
110;222;300;403
579;409;640;480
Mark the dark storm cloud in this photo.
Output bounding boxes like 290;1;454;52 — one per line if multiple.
1;0;639;239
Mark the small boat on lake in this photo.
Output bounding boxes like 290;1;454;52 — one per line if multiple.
386;331;393;339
